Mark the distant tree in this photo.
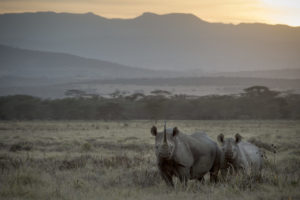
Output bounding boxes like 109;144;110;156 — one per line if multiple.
285;94;300;119
243;86;279;97
143;96;167;121
125;92;145;101
64;89;86;98
239;86;284;119
0;95;42;120
150;90;172;97
1;86;299;120
97;102;124;120
109;89;129;99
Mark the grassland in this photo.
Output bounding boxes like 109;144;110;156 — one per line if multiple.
0;120;299;200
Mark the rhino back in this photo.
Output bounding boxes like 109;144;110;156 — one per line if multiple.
190;132;208;139
238;141;262;170
191;132;219;154
175;132;218;174
189;132;218;156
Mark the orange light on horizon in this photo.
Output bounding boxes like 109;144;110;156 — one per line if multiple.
0;0;299;26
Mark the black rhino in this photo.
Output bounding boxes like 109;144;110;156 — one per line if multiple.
217;133;263;176
151;125;221;186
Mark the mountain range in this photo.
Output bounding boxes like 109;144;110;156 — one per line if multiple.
1;11;300;98
1;44;299;98
0;44;173;84
0;12;299;72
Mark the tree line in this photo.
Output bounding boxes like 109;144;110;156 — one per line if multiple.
0;86;299;120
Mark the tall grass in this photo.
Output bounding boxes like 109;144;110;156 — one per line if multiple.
0;120;299;200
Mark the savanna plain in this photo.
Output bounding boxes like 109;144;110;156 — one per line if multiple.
0;120;299;200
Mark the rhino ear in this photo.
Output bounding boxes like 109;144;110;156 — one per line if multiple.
151;126;157;136
173;127;179;137
217;133;224;144
235;133;242;143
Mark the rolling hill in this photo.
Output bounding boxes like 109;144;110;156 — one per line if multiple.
0;44;170;83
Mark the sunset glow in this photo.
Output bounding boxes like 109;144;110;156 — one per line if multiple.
0;0;299;26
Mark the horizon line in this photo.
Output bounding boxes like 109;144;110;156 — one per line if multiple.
0;10;299;28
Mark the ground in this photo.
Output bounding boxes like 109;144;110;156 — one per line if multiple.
0;120;299;200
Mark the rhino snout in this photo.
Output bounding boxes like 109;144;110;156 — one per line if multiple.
159;151;171;158
225;151;234;160
158;144;171;158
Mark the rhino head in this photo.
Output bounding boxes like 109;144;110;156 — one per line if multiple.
151;124;179;160
217;133;242;162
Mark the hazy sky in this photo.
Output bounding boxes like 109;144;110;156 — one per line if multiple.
0;0;299;26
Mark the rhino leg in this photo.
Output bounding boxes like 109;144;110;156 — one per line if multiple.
178;175;188;186
209;171;218;183
176;167;190;186
210;148;221;183
209;165;219;183
197;176;205;183
220;168;228;181
191;153;217;183
160;170;174;187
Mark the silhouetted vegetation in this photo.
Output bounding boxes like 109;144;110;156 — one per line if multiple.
0;86;299;120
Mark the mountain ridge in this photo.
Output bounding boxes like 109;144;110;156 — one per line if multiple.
0;11;299;71
1;11;298;27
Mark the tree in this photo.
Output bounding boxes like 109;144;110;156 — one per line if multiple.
97;102;124;120
143;96;167;121
150;90;172;98
243;86;279;97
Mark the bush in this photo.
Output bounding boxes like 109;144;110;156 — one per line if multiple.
0;86;299;120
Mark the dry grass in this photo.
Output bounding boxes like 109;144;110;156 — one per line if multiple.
0;120;299;200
